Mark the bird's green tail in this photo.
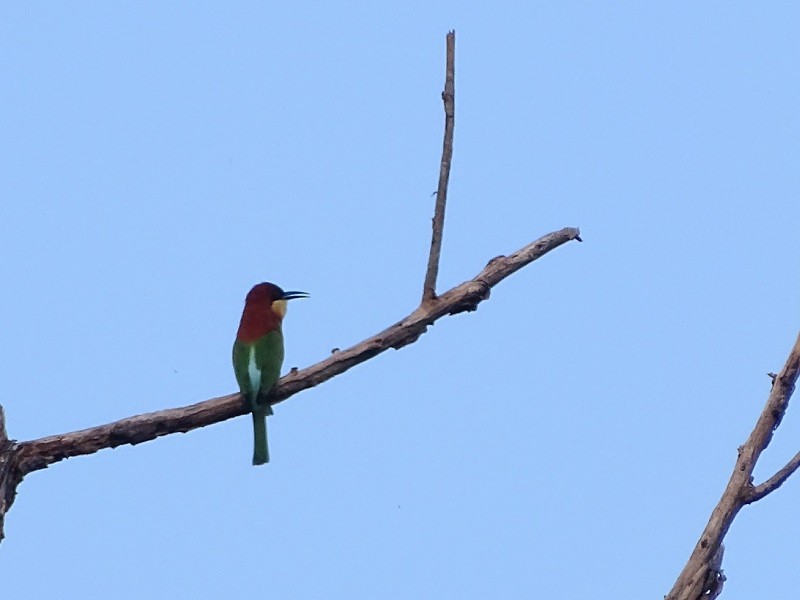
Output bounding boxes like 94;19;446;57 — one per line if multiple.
252;409;270;466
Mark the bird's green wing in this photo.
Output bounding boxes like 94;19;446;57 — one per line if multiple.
254;329;285;405
232;340;254;399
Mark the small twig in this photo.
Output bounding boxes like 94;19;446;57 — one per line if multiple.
666;331;800;600
745;449;800;503
422;30;456;304
13;227;581;478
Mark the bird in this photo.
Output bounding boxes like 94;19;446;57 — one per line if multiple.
233;282;308;465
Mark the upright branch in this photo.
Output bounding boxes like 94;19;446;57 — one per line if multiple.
666;331;800;600
422;30;456;304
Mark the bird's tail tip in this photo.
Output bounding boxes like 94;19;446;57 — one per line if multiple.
252;454;269;466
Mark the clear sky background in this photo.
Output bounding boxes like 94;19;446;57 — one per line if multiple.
2;3;800;599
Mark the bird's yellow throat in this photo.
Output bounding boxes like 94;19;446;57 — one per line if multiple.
272;299;288;319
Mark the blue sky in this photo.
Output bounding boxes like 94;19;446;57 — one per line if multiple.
2;3;800;598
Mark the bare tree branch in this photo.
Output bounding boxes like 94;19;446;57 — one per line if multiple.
422;30;455;304
13;227;581;478
666;331;800;600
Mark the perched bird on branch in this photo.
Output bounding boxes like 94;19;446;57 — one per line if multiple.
233;282;308;465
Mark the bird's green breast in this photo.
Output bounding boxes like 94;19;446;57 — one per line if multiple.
233;330;285;406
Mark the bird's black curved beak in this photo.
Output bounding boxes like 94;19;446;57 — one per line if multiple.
281;290;310;301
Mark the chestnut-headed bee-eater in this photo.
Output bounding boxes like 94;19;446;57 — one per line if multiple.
233;282;308;465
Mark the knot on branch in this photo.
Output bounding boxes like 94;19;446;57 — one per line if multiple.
448;280;491;315
391;328;427;350
486;255;507;269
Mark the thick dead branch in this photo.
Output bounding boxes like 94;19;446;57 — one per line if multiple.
666;331;800;600
422;30;455;304
13;227;581;477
